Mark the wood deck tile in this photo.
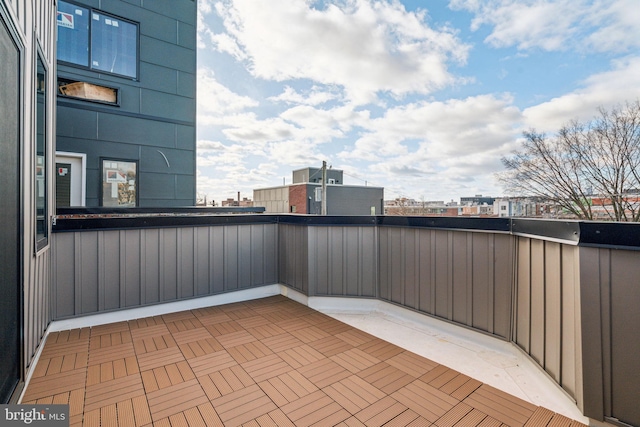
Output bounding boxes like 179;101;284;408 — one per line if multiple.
455;408;489;427
383;409;426;427
227;341;273;364
298;358;352;388
434;402;473;427
261;310;301;324
357;338;405;361
88;342;136;366
146;378;208;421
199;365;254;399
137;346;185;371
182;406;208;427
246;323;287;340
336;416;367;427
259;370;319;406
251;409;296;427
280;390;350;427
90;321;129;336
330;347;381;373
289;326;332;344
166;318;204;334
548;413;575;427
192;311;233;326
84;373;145;412
314;318;352;336
387;351;438;377
179;337;224;358
187;350;237;376
261;333;304;353
274;317;314;333
40;340;89;359
205;320;244;337
307;336;354;357
524;407;555;427
236;315;270;329
171;327;213;346
335;328;376;347
355;395;409;426
194;402;224;427
476;416;503;427
115;398;136;427
323;375;386;414
128;316;164;330
278;344;325;369
161;310;196;324
223;307;258;321
463;385;536;427
130;324;170;342
241;353;292;382
210;384;277;427
22;368;86;401
392;380;459;422
357;362;416;394
450;378;482;401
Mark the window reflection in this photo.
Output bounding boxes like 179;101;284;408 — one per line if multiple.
36;55;48;249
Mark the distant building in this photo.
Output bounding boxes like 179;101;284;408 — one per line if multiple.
222;193;254;207
254;167;384;215
494;198;541;217
460;195;495;206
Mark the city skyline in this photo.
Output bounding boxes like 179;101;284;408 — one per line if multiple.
195;0;640;203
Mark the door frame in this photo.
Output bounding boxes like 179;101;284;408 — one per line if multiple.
55;151;87;207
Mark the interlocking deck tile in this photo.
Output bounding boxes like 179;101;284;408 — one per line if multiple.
308;335;354;357
22;296;588;427
289;325;332;343
387;351;439;377
22;368;86;401
261;333;305;353
137;346;184;371
392;380;459;422
241;353;293;382
198;365;254;399
278;344;325;369
247;323;287;340
88;342;136;366
298;357;352;388
205;320;244;337
330;347;381;373
259;370;319;406
84;373;145;412
463;384;536;427
323;375;386;414
188;350;237;376
146;378;208;421
227;340;273;363
357;338;405;361
358;362;417;394
355;395;409;426
434;402;473;427
179;337;224;358
166;318;204;334
209;384;277;427
280;390;350;427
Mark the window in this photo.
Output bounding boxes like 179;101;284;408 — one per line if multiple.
101;159;137;207
57;1;138;79
35;54;48;250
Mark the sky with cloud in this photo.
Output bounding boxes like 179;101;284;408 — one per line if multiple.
196;0;640;204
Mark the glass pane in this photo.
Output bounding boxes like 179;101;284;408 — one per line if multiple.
102;160;137;207
56;1;89;67
36;55;48;246
91;12;137;78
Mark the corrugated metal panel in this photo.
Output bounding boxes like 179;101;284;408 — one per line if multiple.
51;224;279;319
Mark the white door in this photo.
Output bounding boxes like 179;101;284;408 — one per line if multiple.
55;152;86;207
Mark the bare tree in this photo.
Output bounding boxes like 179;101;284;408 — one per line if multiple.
497;101;640;221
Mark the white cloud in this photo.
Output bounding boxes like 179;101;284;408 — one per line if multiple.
212;0;470;104
268;86;339;106
197;68;258;124
523;56;640;131
450;0;640;53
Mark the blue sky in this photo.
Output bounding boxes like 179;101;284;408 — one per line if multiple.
195;0;640;203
